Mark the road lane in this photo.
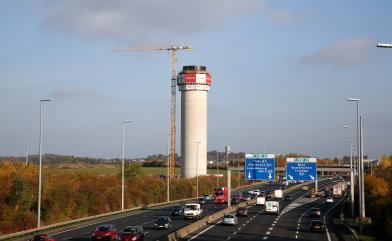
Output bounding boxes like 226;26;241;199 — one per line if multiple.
183;179;335;241
48;183;284;241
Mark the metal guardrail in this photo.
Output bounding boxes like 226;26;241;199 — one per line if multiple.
0;181;265;241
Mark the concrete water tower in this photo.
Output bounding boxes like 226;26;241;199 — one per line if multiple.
177;65;212;178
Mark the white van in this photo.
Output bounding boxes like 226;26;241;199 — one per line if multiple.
265;201;279;215
274;190;283;199
256;196;266;206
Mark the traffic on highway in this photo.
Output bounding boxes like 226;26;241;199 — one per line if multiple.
26;177;354;241
35;182;290;241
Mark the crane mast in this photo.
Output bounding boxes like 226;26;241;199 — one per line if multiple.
113;45;193;179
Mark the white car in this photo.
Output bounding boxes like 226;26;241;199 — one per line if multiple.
326;197;334;203
253;189;261;196
222;214;238;226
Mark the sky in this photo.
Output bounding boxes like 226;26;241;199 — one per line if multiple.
0;0;391;159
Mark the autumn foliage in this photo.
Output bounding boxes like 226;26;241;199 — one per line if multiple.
0;161;242;235
364;154;392;238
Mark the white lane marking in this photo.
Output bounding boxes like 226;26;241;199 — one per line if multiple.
238;227;242;230
272;223;275;227
64;237;72;240
242;224;246;227
263;236;268;240
295;235;298;239
188;221;222;241
273;220;277;224
144;231;149;234
323;191;348;241
233;231;237;235
227;237;231;240
82;231;89;235
266;231;270;235
268;227;273;231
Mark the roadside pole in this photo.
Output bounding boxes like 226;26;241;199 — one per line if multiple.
227;169;231;208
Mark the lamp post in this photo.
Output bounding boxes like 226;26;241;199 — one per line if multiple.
196;141;202;198
167;134;170;202
360;116;366;218
377;43;392;48
37;98;52;228
345;137;355;218
25;147;29;165
216;150;219;186
121;120;131;211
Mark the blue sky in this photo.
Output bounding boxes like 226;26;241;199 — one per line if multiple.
0;0;391;159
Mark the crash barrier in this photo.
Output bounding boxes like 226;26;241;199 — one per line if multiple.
165;181;310;241
0;181;265;241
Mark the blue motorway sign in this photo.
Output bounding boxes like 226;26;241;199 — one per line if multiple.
245;154;275;181
286;158;317;181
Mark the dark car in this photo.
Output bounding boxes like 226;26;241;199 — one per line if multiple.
310;220;325;232
118;226;144;241
153;216;173;230
266;195;272;201
92;224;117;241
231;196;240;204
198;197;207;204
284;195;292;201
251;193;258;199
32;234;56;241
259;191;265;196
242;194;251;201
171;205;184;216
235;193;243;201
310;207;321;218
236;207;248;216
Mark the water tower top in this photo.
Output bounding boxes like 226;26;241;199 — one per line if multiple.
177;65;212;91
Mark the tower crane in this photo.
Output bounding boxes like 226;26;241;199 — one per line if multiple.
113;45;193;179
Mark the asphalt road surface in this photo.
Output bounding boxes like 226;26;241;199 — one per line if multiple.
182;178;355;241
43;182;287;241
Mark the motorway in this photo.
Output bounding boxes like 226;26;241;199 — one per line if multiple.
182;178;355;241
45;183;287;241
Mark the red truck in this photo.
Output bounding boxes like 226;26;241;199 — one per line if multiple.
214;187;228;204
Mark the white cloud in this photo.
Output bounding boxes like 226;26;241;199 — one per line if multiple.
300;38;376;67
42;0;264;40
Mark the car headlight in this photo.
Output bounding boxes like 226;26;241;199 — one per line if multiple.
131;237;137;241
154;223;158;226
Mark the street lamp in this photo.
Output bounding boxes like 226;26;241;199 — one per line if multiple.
196;141;202;198
121;120;131;211
167;133;170;202
37;98;52;228
347;98;361;181
216;150;219;187
345;138;355;218
377;43;392;48
347;98;366;228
